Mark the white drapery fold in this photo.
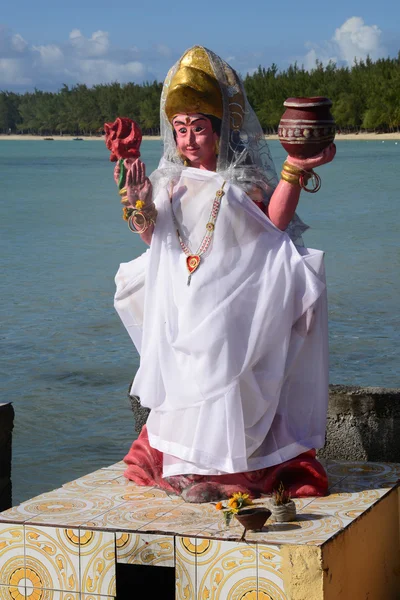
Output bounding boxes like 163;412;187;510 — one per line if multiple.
115;168;328;476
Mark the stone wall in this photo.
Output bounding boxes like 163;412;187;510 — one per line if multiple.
319;385;400;462
128;386;400;463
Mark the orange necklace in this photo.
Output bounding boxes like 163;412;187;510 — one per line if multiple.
170;181;226;286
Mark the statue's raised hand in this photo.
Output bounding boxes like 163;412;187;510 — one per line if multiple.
287;143;336;170
113;158;153;207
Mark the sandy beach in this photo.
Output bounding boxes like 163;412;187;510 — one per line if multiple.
1;132;400;142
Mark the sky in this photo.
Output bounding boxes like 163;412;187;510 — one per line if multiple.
1;0;399;92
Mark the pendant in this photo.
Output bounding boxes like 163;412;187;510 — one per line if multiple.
186;255;201;286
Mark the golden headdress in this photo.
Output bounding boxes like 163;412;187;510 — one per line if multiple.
164;46;245;130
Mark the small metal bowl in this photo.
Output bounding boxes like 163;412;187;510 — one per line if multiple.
235;507;271;531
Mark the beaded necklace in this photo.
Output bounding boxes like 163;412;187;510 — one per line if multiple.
170;181;226;286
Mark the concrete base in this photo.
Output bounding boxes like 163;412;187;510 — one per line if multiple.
320;385;400;463
1;459;399;599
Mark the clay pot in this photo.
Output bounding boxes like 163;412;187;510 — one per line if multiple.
235;507;271;531
269;499;297;522
278;97;335;158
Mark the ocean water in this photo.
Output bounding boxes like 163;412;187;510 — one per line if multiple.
0;139;399;504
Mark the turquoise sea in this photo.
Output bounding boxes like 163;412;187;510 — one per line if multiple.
1;139;399;504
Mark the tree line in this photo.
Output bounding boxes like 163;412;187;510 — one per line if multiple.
1;54;400;135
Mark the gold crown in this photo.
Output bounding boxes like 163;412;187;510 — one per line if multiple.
165;46;244;129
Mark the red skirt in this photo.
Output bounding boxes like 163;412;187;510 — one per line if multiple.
124;425;328;503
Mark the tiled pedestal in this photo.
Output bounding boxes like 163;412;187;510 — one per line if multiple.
0;460;399;599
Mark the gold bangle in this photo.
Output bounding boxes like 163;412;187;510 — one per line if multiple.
118;187;127;196
282;161;303;176
283;161;313;185
127;210;155;234
120;195;128;204
281;171;301;186
300;171;322;193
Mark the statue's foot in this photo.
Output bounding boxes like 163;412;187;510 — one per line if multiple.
180;481;252;504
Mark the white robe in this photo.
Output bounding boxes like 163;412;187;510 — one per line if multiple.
114;168;328;477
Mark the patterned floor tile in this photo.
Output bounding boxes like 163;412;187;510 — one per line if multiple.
61;468;123;493
304;485;391;517
19;490;128;528
26;590;80;600
81;495;184;531
248;510;350;545
337;472;400;491
199;504;353;546
116;532;174;566
137;501;219;536
0;586;23;600
184;497;315;543
92;484;182;505
324;460;400;482
24;526;80;593
100;462;126;471
0;505;40;524
197;539;257;600
253;497;314;512
80;531;115;597
2;489;91;526
196;521;245;542
257;544;286;599
0;524;25;587
118;486;182;502
81;596;114;600
98;476;152;490
175;538;196;600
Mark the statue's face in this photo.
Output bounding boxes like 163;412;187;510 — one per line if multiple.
172;113;219;170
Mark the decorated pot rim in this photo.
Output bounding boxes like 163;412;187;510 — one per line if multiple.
284;97;332;108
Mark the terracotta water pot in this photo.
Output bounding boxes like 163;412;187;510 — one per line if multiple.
235;507;271;531
278;97;335;158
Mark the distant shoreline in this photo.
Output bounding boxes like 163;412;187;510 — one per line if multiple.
1;132;400;142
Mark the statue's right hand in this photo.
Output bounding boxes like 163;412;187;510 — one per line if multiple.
124;158;152;207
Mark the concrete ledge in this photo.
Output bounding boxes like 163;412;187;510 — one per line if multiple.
321;385;400;462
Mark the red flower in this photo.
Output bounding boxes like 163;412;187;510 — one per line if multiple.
104;117;142;162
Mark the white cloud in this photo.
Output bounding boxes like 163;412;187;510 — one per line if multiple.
11;34;27;53
33;44;64;67
69;29;110;57
333;17;383;63
70;59;146;86
303;45;337;70
0;58;32;86
302;17;385;69
0;27;147;90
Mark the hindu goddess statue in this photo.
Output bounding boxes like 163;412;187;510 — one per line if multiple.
113;46;336;502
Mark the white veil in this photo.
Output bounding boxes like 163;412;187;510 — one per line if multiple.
150;46;308;243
